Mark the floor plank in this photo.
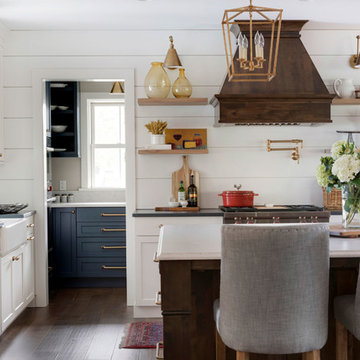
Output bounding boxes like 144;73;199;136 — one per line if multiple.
0;288;155;360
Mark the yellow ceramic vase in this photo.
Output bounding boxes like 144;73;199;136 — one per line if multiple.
144;62;171;99
172;68;192;98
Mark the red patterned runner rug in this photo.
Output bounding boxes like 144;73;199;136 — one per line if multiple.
120;321;163;349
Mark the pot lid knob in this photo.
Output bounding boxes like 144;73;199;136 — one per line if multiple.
234;184;242;191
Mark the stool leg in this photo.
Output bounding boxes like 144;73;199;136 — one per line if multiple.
302;350;320;360
336;320;348;360
215;328;226;360
236;352;249;360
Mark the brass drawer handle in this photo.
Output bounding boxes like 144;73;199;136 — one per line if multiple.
155;342;164;360
12;256;20;262
27;223;35;228
101;245;126;249
101;228;126;232
101;265;126;270
155;291;161;306
153;251;159;263
27;236;35;241
101;213;125;217
0;153;2;158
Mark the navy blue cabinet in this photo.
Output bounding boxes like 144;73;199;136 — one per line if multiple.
53;208;77;277
47;81;80;158
52;207;126;287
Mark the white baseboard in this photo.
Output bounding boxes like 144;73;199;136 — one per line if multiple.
133;306;162;318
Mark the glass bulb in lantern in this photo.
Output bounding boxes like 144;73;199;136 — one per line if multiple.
259;33;265;59
242;35;248;61
254;31;260;58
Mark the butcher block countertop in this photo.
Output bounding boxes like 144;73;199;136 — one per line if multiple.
157;223;360;260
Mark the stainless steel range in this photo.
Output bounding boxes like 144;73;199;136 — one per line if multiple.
221;205;330;224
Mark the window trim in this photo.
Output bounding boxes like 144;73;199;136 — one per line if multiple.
80;94;126;190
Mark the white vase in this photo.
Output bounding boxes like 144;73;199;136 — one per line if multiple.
334;78;355;99
150;134;165;145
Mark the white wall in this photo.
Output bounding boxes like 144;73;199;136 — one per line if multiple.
1;25;360;303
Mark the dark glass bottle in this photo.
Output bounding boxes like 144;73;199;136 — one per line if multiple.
187;174;198;207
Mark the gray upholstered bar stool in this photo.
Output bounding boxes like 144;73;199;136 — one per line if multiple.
214;224;329;360
334;267;360;360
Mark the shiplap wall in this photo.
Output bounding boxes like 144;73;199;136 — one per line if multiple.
1;26;360;208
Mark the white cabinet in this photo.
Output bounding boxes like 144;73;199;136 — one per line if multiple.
23;239;34;302
134;216;223;318
0;216;35;334
1;255;12;327
135;237;160;306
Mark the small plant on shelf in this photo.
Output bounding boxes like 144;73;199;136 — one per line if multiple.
145;120;168;146
145;120;167;134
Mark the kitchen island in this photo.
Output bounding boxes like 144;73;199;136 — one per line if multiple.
157;224;360;360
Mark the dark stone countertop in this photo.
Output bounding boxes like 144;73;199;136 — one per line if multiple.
133;209;224;217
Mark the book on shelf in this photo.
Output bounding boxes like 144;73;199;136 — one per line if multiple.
143;144;172;150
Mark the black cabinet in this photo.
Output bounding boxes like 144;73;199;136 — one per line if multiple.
47;81;80;157
51;207;126;287
53;207;77;277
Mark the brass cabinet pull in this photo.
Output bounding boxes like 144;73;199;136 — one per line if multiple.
158;224;163;229
12;256;20;262
48;266;53;272
27;223;35;228
153;251;159;263
101;245;126;249
101;228;125;232
0;153;2;158
27;236;35;241
155;291;161;306
101;213;125;217
101;265;126;270
155;342;164;360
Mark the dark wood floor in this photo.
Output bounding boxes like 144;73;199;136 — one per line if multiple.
0;288;156;360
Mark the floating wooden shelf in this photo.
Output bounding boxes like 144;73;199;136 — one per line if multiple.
137;98;208;106
332;97;360;105
138;149;208;155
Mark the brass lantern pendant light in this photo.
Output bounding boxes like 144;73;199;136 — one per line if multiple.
222;0;283;82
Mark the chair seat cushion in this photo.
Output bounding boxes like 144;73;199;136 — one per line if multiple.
334;295;359;340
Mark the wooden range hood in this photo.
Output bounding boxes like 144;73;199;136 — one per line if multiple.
211;20;334;125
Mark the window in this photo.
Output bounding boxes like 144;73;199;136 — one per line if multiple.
89;101;125;188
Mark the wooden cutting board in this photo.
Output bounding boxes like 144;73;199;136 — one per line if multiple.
330;225;360;238
171;156;200;206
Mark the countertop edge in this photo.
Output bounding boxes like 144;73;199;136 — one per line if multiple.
0;210;36;218
133;209;223;217
49;202;126;208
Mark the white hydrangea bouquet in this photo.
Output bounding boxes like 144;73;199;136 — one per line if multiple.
316;140;360;227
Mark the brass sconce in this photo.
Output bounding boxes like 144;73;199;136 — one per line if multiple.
164;36;182;69
110;82;124;94
267;139;303;164
350;35;360;69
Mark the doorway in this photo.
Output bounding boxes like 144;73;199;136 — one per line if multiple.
32;69;135;308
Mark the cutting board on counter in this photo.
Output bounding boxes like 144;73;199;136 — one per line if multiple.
330;225;360;238
172;156;200;206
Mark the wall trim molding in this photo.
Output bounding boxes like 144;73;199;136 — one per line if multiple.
31;68;136;307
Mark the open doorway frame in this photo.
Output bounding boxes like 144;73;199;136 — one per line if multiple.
32;69;135;307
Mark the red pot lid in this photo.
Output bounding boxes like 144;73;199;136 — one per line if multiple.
220;191;255;195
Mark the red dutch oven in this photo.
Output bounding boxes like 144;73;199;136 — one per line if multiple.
218;187;259;207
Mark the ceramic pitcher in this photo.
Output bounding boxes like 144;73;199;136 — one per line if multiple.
333;78;355;99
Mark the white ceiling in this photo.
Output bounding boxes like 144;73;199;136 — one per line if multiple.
0;0;359;31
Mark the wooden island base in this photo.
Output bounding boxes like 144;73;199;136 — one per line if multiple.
159;258;360;360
